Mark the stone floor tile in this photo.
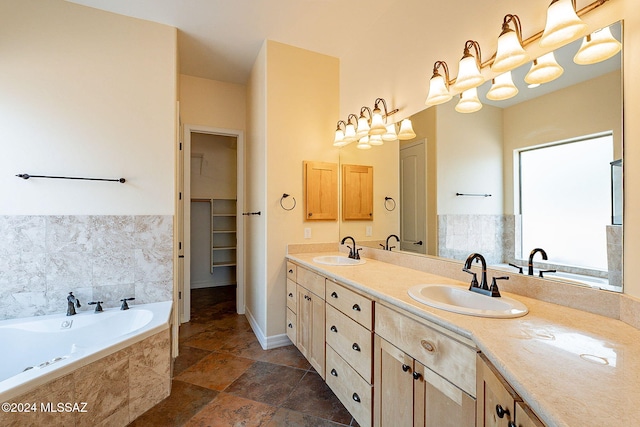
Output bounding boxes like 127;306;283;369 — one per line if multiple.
224;361;307;406
184;392;277;427
175;351;255;391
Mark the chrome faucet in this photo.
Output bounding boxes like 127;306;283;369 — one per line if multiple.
341;236;361;259
380;234;400;251
528;248;548;276
66;292;81;316
462;253;507;297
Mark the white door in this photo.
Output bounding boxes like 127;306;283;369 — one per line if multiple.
400;140;427;254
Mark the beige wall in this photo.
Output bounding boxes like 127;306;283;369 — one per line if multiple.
190;133;237;199
179;75;246;131
0;0;177;215
502;71;622;215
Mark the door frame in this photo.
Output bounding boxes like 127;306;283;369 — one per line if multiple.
180;124;245;322
399;139;427;254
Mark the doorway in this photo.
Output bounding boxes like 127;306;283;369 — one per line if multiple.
179;125;245;323
400;140;427;254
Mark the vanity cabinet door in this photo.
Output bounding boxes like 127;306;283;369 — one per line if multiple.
477;354;518;427
514;402;544;427
296;284;325;378
373;335;414;427
304;160;338;220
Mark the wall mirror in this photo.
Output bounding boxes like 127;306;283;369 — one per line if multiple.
338;22;623;292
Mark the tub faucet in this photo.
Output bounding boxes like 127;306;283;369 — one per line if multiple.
66;292;81;316
380;234;400;251
528;248;548;276
88;301;104;313
120;297;135;310
341;236;360;259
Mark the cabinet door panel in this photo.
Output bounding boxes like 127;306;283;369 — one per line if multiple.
286;308;296;344
309;291;325;378
326;345;372;427
304;161;338;220
296;286;311;359
374;336;414;427
515;402;545;427
477;354;517;427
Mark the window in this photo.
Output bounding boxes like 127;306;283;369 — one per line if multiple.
518;133;613;270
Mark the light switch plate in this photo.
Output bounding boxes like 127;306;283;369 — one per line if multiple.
366;226;372;236
304;228;311;239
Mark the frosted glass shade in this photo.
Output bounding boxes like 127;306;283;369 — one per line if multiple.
397;119;416;140
382;124;398;141
369;109;386;135
574;26;622;65
455;88;483;113
525;52;564;85
486;72;519;101
343;123;357;143
356;116;370;139
369;135;384;146
492;30;529;73
425;74;452;106
454;55;484;92
333;129;346;147
540;0;587;49
356;136;371;150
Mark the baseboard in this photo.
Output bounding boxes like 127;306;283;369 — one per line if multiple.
245;307;293;350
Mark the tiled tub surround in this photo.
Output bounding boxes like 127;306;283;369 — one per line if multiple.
0;215;173;320
0;329;171;427
286;250;640;426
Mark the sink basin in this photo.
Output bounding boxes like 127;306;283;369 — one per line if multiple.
312;255;366;266
408;284;528;318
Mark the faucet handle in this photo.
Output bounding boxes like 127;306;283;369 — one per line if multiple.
489;276;509;298
120;297;135;310
88;301;104;312
508;263;523;274
538;269;556;278
463;268;479;289
355;248;363;259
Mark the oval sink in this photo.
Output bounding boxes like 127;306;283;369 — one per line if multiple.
312;255;366;266
407;284;528;318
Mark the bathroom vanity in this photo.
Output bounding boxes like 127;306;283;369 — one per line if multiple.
285;250;640;427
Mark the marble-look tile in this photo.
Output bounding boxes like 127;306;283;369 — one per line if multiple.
281;371;353;425
0;215;46;254
46;215;93;253
266;407;351;427
134;249;173;282
134;279;172;305
174;345;211;376
92;283;135;309
184;392;277;427
175;351;255;391
91;215;134;253
129;380;218;427
0;291;48;319
92;250;135;286
45;252;93;289
134;215;173;249
0;252;46;293
225;361;306;406
251;344;312;370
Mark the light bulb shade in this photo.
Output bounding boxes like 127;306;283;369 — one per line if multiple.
343;123;357;143
356;136;371;150
540;0;587;49
425;74;452;105
486;71;519;101
356;116;370;139
333;129;346;147
454;55;484;92
382;123;398;141
369;109;386;135
492;30;529;73
397;119;416;140
574;26;622;65
369;135;384;146
455;88;483;113
525;52;564;85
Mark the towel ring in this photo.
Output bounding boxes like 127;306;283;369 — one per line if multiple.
280;193;296;211
384;196;396;211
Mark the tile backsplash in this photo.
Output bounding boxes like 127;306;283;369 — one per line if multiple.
0;215;173;320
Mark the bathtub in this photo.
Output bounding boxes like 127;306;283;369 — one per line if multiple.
0;300;172;403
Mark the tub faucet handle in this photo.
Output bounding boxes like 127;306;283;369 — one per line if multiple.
88;301;104;313
120;297;135;310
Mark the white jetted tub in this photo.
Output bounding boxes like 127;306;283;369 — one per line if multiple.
0;301;172;403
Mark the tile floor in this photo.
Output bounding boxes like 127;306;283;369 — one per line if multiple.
129;286;359;426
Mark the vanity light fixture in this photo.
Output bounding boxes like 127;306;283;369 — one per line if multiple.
455;87;483;113
524;52;564;85
453;40;484;92
573;25;622;65
397;119;416;140
382;123;398;141
369;134;384;146
486;71;519;101
356;107;372;139
343;114;358;144
333;120;348;147
491;14;529;73
425;61;453;106
370;98;393;135
356;136;372;150
540;0;588;49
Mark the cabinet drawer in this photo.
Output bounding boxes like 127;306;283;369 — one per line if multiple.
286;261;297;282
286;308;296;344
375;304;476;396
326;345;372;427
286;279;297;313
326;304;372;383
297;266;325;298
326;279;373;329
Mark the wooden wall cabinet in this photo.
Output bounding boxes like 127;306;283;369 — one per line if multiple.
304;161;338;220
342;164;373;220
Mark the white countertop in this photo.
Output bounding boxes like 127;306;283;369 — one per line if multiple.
287;252;640;427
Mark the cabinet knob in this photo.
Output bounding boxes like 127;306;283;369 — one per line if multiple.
352;303;361;312
496;404;510;419
288;292;293;297
402;364;410;372
288;269;293;274
288;323;293;328
352;343;361;352
508;422;516;427
420;339;435;353
308;212;313;217
330;291;338;298
330;325;338;333
413;371;422;381
330;368;338;377
352;393;361;403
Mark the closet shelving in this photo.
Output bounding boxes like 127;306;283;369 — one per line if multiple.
211;199;237;282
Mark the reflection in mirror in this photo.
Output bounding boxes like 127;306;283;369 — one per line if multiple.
339;22;623;292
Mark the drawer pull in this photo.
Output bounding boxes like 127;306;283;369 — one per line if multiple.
352;343;361;352
402;364;410;372
352;393;361;403
352;303;361;312
420;339;436;353
330;325;338;333
288;292;293;298
496;404;510;419
413;371;422;381
330;368;338;377
288;323;293;328
330;291;338;298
